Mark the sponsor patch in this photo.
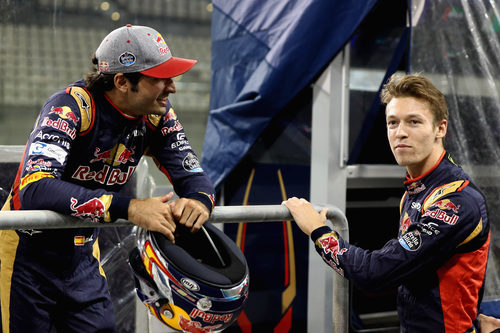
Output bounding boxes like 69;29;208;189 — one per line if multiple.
316;232;347;265
179;315;222;333
417;222;440;236
189;308;234;324
411;202;421;210
161;120;183;135
34;131;70;149
399;230;422;251
172;133;191;150
72;165;136;186
182;153;203;172
407;180;426;195
41;116;76;139
153;33;170;55
26;158;52;172
90;144;135;166
99;61;109;72
29;142;67;164
119;52;136;66
19;172;54;190
422;209;459;225
181;278;200;291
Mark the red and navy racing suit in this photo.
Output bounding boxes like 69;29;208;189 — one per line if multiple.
0;80;215;333
311;152;490;333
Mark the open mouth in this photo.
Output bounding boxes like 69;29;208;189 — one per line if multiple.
157;97;168;106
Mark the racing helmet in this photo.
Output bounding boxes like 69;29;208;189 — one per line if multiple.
129;222;249;332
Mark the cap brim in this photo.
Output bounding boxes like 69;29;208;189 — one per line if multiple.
140;57;197;78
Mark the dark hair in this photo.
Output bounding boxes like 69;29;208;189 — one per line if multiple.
84;54;143;93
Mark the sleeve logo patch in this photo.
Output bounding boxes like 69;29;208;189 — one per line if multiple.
182;153;203;173
29;142;68;165
70;197;105;223
399;230;422;251
19;172;54;190
318;233;347;264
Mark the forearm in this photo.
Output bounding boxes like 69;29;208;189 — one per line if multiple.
21;177;131;222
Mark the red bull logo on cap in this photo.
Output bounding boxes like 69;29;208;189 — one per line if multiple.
50;106;79;126
99;61;110;72
154;33;170;55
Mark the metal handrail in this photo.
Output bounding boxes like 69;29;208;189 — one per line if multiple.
0;204;349;333
0;204;348;231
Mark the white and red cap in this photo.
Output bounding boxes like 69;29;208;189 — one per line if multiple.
95;24;196;78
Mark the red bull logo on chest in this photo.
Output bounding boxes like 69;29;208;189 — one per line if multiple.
91;144;135;166
72;165;136;186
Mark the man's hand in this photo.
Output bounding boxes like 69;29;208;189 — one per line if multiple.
479;314;500;333
283;197;328;236
128;192;176;242
169;198;210;232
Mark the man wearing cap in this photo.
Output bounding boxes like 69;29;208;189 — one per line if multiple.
0;25;215;332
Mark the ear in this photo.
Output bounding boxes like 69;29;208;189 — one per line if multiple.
436;119;447;140
113;73;129;92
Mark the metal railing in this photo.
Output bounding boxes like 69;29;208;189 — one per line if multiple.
0;204;349;332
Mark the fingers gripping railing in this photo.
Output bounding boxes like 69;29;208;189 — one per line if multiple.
0;204;349;333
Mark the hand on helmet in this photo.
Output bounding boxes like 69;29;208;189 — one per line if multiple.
169;198;210;233
128;192;176;242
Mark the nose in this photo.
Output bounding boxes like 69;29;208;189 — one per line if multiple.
164;78;177;94
395;123;408;138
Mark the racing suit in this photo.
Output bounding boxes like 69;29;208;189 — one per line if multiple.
311;152;490;333
0;80;215;333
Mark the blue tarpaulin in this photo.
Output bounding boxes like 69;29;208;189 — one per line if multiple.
202;0;380;188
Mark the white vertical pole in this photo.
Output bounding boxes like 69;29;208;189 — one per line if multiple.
309;45;350;332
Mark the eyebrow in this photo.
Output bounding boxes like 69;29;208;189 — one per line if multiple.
386;112;426;119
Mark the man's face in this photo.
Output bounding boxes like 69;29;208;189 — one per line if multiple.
126;76;177;116
386;96;447;177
